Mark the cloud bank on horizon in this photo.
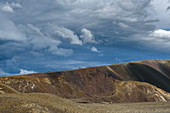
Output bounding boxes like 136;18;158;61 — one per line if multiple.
0;0;170;76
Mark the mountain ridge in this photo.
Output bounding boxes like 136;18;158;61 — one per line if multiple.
0;60;170;103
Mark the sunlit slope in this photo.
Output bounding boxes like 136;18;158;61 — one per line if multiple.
0;83;19;94
0;60;169;103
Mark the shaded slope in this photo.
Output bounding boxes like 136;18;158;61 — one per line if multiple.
108;60;170;92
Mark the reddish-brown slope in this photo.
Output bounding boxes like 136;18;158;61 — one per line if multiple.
0;60;170;103
22;60;170;92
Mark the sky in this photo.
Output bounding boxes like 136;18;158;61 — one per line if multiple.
0;0;170;76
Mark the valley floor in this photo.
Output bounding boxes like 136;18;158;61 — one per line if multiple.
0;93;170;113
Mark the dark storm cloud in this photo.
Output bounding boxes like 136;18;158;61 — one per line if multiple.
167;6;170;11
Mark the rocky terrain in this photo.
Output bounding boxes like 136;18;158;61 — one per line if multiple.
0;60;170;112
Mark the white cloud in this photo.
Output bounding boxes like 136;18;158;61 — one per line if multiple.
19;69;36;75
129;29;170;50
149;0;170;28
90;46;100;53
119;22;130;28
0;2;22;13
48;45;73;57
0;68;36;76
0;14;26;41
147;29;170;49
18;24;73;56
80;28;97;44
27;24;44;36
55;26;82;45
0;4;13;13
10;2;22;8
150;29;170;38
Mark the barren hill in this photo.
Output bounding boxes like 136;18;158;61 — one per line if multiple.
0;60;169;103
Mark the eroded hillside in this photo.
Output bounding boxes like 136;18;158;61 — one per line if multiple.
0;60;170;103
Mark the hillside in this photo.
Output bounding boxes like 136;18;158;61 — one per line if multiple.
0;60;169;103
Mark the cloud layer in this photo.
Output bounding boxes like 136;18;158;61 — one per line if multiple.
0;0;170;75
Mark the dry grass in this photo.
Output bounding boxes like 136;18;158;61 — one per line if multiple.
0;83;19;93
0;93;170;113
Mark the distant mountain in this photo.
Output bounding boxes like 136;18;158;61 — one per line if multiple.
0;60;170;103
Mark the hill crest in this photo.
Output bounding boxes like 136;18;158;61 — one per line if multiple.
0;60;170;103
